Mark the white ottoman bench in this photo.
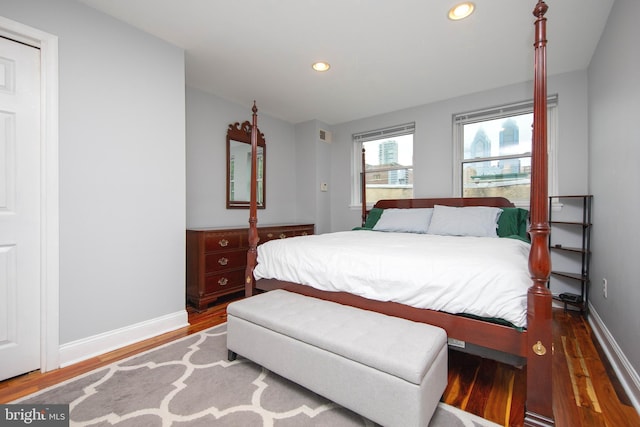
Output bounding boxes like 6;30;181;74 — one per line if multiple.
226;289;447;427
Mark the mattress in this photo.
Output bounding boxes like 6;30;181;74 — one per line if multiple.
253;230;531;328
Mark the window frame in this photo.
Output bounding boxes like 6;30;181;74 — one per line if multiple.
452;97;558;207
352;123;415;207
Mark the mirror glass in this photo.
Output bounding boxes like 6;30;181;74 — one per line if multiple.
226;121;266;209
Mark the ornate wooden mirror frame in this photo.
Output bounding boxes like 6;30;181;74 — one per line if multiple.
226;121;266;209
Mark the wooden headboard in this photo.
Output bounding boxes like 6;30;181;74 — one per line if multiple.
362;197;515;227
373;197;514;210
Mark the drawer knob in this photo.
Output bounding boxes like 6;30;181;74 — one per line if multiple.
218;239;229;247
301;232;308;236
218;257;228;266
267;233;273;238
218;277;228;286
279;233;287;239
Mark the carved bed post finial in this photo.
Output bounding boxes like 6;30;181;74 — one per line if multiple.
534;0;549;19
525;1;554;426
245;101;259;297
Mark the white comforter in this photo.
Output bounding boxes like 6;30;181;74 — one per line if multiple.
253;230;531;328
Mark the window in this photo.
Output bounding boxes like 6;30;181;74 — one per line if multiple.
353;123;414;206
453;97;557;206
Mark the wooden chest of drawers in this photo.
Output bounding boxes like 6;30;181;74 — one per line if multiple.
186;224;314;310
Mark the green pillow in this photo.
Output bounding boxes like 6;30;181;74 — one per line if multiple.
497;208;529;241
363;207;384;229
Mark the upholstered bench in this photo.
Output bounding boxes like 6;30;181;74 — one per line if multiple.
226;289;447;427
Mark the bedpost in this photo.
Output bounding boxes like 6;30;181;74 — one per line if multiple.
245;101;259;297
361;147;367;226
525;2;554;426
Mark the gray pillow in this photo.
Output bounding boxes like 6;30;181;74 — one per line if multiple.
372;208;434;234
427;205;503;237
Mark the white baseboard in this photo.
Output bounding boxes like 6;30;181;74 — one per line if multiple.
588;303;640;413
59;310;189;368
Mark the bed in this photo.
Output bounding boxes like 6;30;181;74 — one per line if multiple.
242;2;553;425
254;201;531;326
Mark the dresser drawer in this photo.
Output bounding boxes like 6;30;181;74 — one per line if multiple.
294;227;313;236
259;225;314;243
204;269;245;293
204;249;246;273
204;231;245;251
260;230;290;243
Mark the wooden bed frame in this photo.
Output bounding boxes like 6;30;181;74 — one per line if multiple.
243;2;553;425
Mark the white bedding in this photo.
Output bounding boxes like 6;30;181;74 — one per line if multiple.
253;230;531;328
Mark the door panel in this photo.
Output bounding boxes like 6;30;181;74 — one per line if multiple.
0;36;41;380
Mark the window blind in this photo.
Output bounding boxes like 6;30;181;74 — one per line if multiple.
352;122;415;142
454;95;558;124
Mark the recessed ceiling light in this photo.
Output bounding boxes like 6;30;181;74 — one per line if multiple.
312;61;331;72
448;2;475;20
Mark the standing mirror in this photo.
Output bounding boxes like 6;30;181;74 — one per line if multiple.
226;121;266;209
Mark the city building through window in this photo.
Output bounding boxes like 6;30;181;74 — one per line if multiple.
453;97;557;205
353;123;414;206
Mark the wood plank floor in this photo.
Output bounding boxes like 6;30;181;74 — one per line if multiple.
1;296;638;427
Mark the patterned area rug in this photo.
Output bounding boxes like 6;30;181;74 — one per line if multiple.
16;324;500;426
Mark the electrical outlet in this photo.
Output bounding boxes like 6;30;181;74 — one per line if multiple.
603;278;608;299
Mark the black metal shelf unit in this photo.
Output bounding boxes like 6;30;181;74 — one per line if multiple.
548;195;592;313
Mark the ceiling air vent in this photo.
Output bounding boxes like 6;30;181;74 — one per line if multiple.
319;129;332;143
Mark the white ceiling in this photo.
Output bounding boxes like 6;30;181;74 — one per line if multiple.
76;0;614;125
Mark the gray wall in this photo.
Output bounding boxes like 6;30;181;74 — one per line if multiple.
588;0;640;384
185;89;334;234
292;121;318;227
186;88;300;229
328;71;590;232
294;120;332;234
1;0;187;344
187;70;592;236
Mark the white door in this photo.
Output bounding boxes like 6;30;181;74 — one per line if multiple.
0;36;41;380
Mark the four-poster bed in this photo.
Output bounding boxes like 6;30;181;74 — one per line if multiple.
242;1;553;425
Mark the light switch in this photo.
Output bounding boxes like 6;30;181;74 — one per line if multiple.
320;182;328;192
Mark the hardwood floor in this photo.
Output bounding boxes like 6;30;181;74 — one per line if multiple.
1;297;638;427
442;308;640;426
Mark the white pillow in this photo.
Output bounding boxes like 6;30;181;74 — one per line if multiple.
372;208;433;234
427;205;503;237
